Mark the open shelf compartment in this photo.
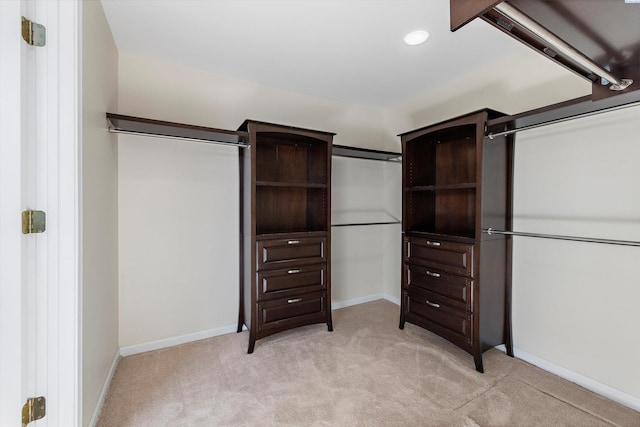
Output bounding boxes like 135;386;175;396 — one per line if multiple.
256;132;328;185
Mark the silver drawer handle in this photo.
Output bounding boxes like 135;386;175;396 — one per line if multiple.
287;269;300;274
287;298;302;304
425;300;440;308
425;270;440;278
287;240;300;245
426;241;441;247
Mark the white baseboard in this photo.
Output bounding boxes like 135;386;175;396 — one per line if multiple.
331;293;387;310
331;293;400;310
88;348;121;427
382;294;401;306
122;296;399;357
495;345;640;412
120;323;244;357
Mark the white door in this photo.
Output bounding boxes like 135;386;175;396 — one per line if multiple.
1;1;49;425
0;1;80;426
0;3;38;426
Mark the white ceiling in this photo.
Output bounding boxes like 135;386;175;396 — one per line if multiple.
100;0;530;109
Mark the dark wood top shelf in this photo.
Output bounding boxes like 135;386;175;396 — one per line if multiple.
486;91;640;138
332;144;401;162
238;119;335;137
106;113;247;146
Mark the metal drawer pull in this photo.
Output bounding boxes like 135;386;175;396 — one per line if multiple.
425;270;441;278
287;240;300;245
287;298;302;304
287;269;300;274
426;241;441;247
425;300;440;308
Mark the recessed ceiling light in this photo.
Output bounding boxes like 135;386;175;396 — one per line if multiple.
404;30;430;46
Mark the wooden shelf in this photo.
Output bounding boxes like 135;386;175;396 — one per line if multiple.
332;144;401;162
106;113;246;146
404;230;475;244
255;230;327;240
486;91;640;139
331;210;400;227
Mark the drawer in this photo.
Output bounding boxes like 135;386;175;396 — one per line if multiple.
257;237;326;270
404;263;472;311
404;236;474;278
258;264;326;300
258;291;327;331
404;288;472;348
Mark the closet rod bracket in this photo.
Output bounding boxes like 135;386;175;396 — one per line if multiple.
610;79;634;91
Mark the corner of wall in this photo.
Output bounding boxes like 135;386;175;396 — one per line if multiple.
87;349;121;427
82;0;120;425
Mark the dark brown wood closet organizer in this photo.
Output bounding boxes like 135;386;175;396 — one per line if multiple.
237;121;334;353
398;109;514;373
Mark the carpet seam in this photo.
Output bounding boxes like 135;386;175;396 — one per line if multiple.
451;381;501;411
509;376;620;427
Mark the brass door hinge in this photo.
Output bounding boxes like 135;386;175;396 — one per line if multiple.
22;210;46;234
21;16;46;47
22;396;45;427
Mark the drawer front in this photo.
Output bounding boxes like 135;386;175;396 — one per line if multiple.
257;237;326;270
258;264;326;300
404;237;474;278
404;288;472;348
404;263;472;311
258;291;327;331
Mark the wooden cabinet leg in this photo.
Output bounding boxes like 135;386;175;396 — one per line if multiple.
399;297;406;329
505;342;514;358
247;333;256;354
399;291;406;329
474;355;484;373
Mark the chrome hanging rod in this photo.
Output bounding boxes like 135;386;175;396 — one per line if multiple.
108;127;249;148
493;2;633;91
486;99;640;139
484;228;640;247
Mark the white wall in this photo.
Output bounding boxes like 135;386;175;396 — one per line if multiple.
382;161;402;301
82;1;119;425
118;53;394;150
512;105;640;399
384;51;591;133
117;54;395;349
331;157;401;307
117;137;239;348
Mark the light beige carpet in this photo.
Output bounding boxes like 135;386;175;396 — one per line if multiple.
97;300;639;426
